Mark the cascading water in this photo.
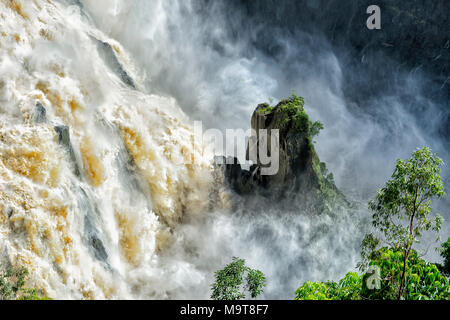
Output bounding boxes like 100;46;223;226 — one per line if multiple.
0;0;448;299
0;0;219;299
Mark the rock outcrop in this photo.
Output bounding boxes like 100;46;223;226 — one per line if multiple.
217;95;350;214
34;101;46;123
54;125;81;177
94;38;136;89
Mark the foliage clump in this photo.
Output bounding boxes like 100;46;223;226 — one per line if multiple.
295;272;362;300
295;246;450;300
362;247;449;300
362;147;445;298
256;102;275;114
438;237;450;276
295;147;450;300
0;266;49;300
258;94;323;139
211;257;266;300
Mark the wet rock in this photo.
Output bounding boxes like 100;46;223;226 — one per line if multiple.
34;101;46;123
78;187;109;265
219;96;350;214
88;234;108;263
54;125;81;177
7;207;13;219
54;125;71;151
214;156;262;196
94;38;136;89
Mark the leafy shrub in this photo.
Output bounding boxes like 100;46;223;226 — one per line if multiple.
362;248;449;300
295;272;362;300
258;94;323;139
362;147;445;299
211;257;266;300
295;247;450;300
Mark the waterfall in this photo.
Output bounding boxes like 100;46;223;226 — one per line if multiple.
1;0;447;299
0;0;217;299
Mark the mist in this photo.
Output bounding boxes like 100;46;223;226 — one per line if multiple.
72;0;450;299
0;0;446;299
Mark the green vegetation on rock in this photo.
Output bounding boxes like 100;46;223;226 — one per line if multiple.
248;94;349;214
256;102;275;115
0;266;50;300
258;94;323;139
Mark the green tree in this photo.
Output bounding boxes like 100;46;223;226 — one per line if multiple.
295;246;450;300
295;272;362;300
362;147;445;299
360;247;449;300
295;147;449;300
211;257;266;300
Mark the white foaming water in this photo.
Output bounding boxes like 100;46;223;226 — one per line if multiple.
1;0;447;300
82;0;450;199
0;0;221;299
82;0;449;249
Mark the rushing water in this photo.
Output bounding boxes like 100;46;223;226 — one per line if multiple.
0;0;448;299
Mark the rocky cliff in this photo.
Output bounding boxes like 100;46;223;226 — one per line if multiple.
217;95;350;215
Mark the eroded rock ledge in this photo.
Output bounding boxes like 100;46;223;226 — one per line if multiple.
216;95;351;215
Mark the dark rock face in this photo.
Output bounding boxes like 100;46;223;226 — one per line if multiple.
54;125;71;151
94;38;136;89
217;96;349;214
6;207;13;219
215;156;262;196
54;125;81;177
52;125;109;264
34;101;46;123
78;187;109;266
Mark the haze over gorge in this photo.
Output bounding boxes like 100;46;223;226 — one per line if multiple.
0;0;448;299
